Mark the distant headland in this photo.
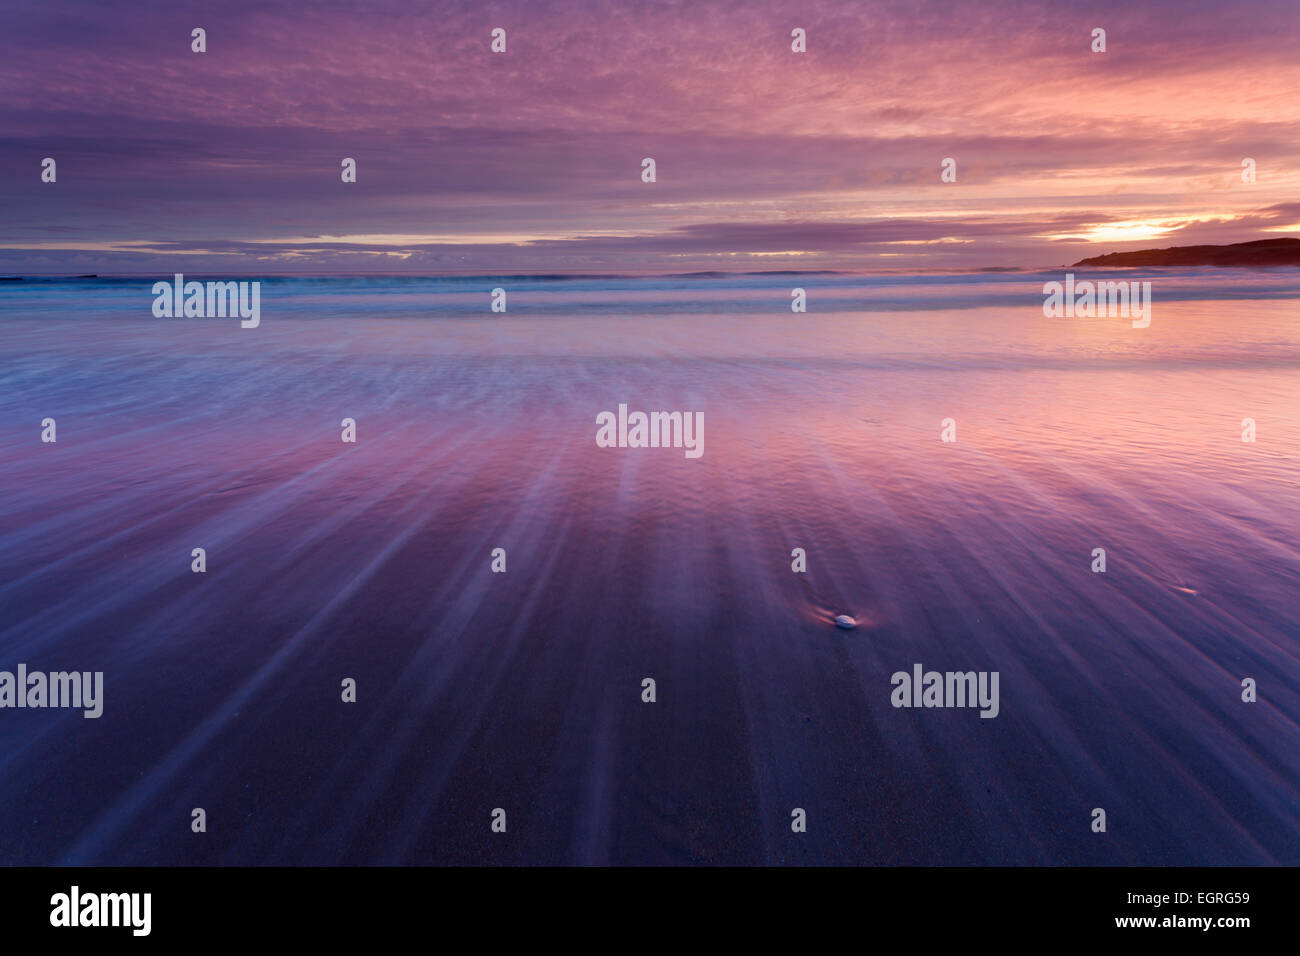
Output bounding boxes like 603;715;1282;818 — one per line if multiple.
1072;237;1300;267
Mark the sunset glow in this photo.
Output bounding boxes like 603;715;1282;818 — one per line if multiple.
1;0;1296;273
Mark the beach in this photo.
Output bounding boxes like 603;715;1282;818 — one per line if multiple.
0;270;1297;864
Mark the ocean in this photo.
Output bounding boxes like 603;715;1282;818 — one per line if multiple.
1;269;1297;864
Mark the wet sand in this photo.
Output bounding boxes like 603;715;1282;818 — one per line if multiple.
1;279;1297;864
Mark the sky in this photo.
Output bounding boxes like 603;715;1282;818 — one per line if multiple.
2;0;1298;274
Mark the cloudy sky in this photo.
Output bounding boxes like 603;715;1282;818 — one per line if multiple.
2;0;1298;273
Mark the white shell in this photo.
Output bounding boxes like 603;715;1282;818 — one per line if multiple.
834;614;857;629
